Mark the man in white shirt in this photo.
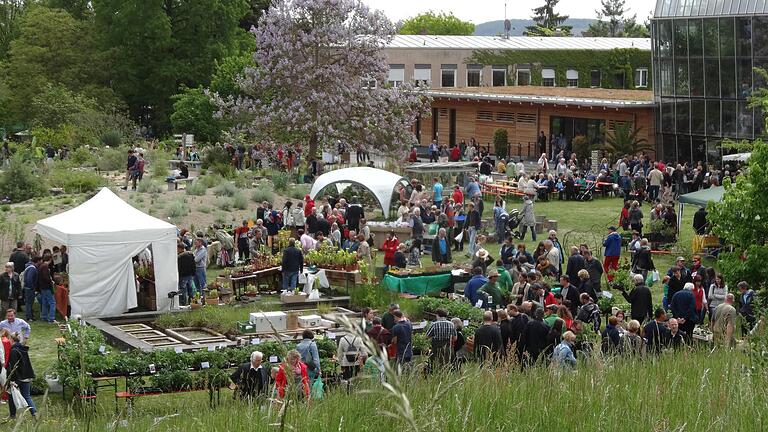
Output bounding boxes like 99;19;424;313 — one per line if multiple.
299;229;316;252
648;163;664;200
0;309;31;342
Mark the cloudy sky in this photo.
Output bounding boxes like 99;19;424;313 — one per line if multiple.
361;0;655;24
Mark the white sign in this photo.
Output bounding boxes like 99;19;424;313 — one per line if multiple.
326;332;336;340
207;345;216;352
268;356;278;363
174;347;183;354
251;338;261;345
200;362;210;369
463;320;469;327
475;300;483;308
98;345;106;354
148;364;156;374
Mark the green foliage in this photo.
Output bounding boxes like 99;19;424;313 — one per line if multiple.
493;129;509;158
250;188;275;203
216;197;233;211
524;0;572;36
48;168;104;193
100;130;122;147
469;48;651;89
571;135;597;162
166;197;190;220
271;171;291;191
398;11;475;36
185;179;208;196
288;184;310;200
415;297;484;323
200;173;225;189
96;147;126;171
213;181;238;197
586;0;649;37
603;123;652;156
137;180;164;194
210;53;255;98
68;146;95;166
202;146;236;178
232;191;248;210
0;156;47;201
171;87;222;144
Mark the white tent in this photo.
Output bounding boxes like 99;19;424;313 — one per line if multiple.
722;152;751;162
35;188;179;317
309;167;409;217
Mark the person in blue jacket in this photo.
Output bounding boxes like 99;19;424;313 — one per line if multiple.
602;226;622;282
670;282;697;341
463;267;488;307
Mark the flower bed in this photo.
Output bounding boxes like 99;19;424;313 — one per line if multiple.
305;246;359;271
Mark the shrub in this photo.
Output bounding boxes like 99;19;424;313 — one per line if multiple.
272;171;291;191
213;181;238;197
48;168;104;194
250;188;275;203
211;162;235;178
166;198;190;220
200;174;224;189
215;197;232;211
493;128;509;158
69;146;95;166
147;150;170;179
232;192;248;210
198;205;211;214
97;147;126;171
214;212;227;225
100;130;123;147
288;185;309;200
137;180;164;194
0;157;47;202
185;180;208;196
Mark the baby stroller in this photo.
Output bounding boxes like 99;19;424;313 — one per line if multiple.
577;181;597;201
505;208;523;239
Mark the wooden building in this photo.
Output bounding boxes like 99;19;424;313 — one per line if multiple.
415;86;655;158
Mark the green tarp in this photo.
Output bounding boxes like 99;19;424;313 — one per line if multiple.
678;186;725;207
382;273;452;296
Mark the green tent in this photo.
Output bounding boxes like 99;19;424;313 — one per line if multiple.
678;186;725;207
677;186;725;230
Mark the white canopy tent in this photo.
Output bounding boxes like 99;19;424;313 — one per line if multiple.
722;152;751;162
309;167;409;218
35;188;179;317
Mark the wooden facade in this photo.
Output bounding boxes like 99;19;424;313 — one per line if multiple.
416;96;655;159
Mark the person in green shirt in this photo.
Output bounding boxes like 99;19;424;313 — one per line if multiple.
478;270;504;308
495;261;514;295
543;304;560;328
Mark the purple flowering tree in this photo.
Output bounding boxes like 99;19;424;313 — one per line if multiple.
212;0;430;159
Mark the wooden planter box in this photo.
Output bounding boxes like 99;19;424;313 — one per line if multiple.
280;292;308;303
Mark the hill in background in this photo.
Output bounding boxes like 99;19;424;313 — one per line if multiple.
474;18;597;36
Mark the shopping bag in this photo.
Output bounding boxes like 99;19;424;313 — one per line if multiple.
311;377;324;400
10;383;28;409
454;231;463;242
652;270;660;282
0;367;6;388
646;272;655;287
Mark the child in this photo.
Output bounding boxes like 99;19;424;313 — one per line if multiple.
393;243;407;269
407;240;422;268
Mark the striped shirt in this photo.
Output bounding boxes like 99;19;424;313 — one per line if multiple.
426;319;456;341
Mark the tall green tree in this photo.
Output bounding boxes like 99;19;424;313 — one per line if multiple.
170;87;222;144
0;0;28;60
586;0;649;37
238;0;270;31
46;0;91;19
4;5;114;123
398;11;475;36
524;0;571;37
602;123;652;155
93;0;250;134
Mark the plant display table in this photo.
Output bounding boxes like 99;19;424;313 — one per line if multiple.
383;270;453;296
218;266;282;299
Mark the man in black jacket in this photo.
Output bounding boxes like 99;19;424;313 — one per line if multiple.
498;309;514;357
692;207;708;235
230;350;270;400
345;197;365;233
177;243;196;305
0;262;21;316
473;311;502;363
9;242;29;275
565;246;585;284
507;304;529;362
621;274;654;323
281;239;304;291
559;275;580;317
520;308;550;368
7;332;37;418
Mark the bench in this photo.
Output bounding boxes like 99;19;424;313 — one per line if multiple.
167;177;194;191
168;159;202;170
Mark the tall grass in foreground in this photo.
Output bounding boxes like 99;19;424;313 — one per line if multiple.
20;345;768;431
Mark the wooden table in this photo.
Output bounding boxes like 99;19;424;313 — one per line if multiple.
218;267;282;299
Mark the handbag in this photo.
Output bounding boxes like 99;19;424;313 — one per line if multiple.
10;382;27;409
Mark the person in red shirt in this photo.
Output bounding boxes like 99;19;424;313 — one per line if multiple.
408;147;417;163
234;220;251;261
452;185;464;205
380;231;399;270
0;328;10;401
692;275;707;322
449;145;461;162
304;195;315;218
275;350;310;399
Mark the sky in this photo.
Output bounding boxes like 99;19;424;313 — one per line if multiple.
361;0;655;24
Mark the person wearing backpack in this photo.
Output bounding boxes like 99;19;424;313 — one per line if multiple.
296;330;321;381
576;293;601;334
337;333;364;380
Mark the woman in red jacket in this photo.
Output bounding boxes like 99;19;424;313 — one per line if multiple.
275;350;310;399
0;328;10;402
381;231;399;271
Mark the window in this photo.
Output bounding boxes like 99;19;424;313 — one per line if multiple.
496;112;514;122
441;64;457;88
566;69;578;87
590;70;601;88
492;66;507;87
516;68;531;86
387;64;404;88
635;68;649;88
476;111;493;121
467;64;482;87
413;64;431;87
541;68;555;87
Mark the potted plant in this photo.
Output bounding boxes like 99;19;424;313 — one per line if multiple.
205;289;219;305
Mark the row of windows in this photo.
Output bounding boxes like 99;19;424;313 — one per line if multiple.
386;65;649;89
657;98;763;140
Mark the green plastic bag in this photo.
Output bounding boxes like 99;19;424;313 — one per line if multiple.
646;272;655;287
311;377;324;400
428;223;439;236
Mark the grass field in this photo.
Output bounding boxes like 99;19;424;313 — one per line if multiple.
12;194;712;431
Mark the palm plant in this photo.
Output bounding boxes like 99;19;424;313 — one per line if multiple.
603;123;653;156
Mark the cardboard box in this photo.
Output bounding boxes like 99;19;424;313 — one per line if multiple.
298;314;321;328
280;292;308;303
248;312;287;332
286;312;299;330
